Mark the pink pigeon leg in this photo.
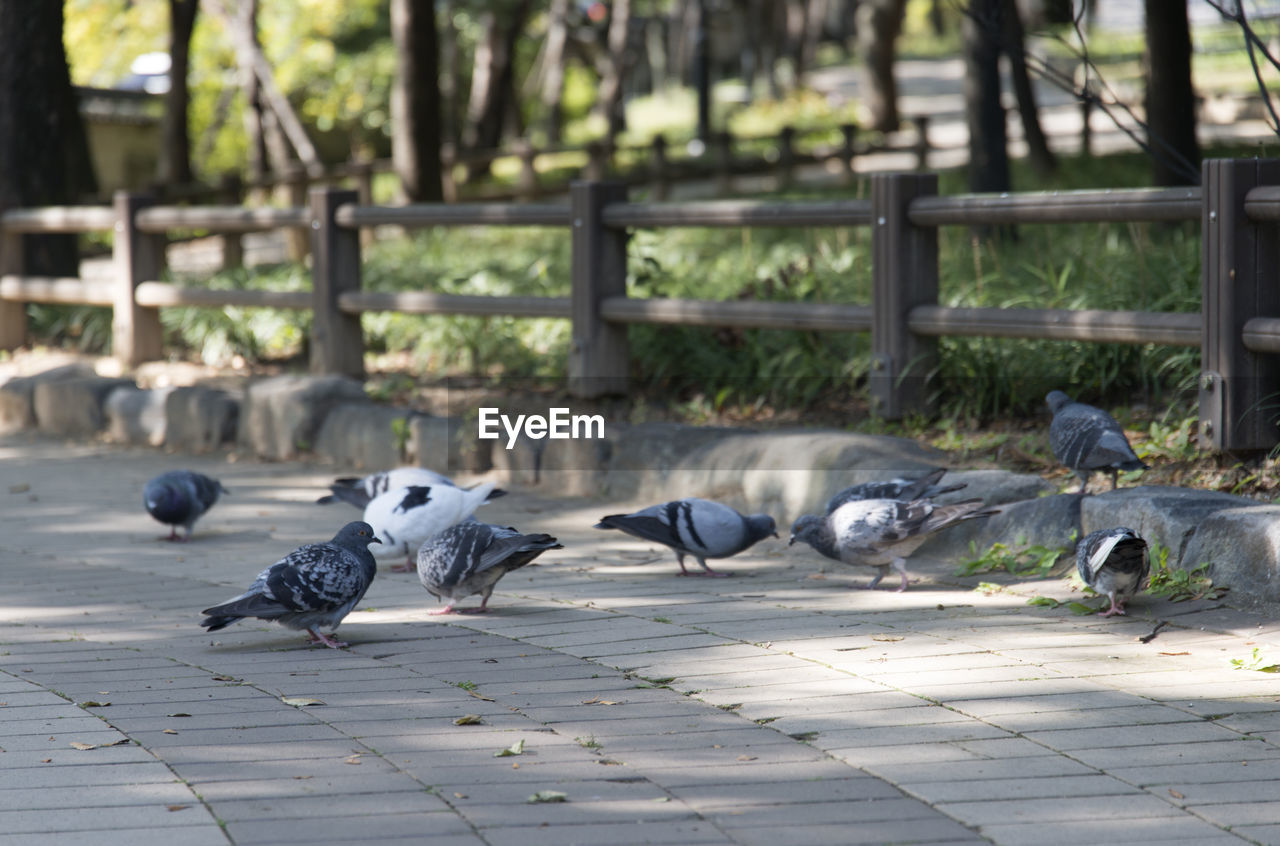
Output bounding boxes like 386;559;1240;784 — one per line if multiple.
427;604;457;616
306;629;348;648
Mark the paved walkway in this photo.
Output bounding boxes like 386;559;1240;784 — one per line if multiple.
2;436;1279;845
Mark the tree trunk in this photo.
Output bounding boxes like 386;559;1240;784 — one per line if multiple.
594;0;633;139
540;0;570;143
440;0;459;147
0;0;97;276
1144;0;1199;186
856;0;907;133
963;0;1010;199
159;0;199;187
1000;0;1055;176
462;0;532;176
236;0;268;188
391;0;443;202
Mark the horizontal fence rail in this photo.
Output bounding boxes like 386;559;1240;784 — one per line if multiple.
2;158;1279;452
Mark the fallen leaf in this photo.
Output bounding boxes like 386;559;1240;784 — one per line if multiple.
1159;651;1191;656
527;790;567;804
597;759;623;766
162;729;179;735
344;755;362;765
736;755;757;761
495;739;525;757
167;713;191;718
453;792;468;799
871;635;903;642
69;742;97;750
104;739;129;747
41;758;51;763
806;573;826;580
467;690;495;702
281;697;326;707
78;701;110;708
453;714;484;726
166;805;189;812
1169;789;1185;799
212;676;237;682
512;762;519;769
652;796;670;802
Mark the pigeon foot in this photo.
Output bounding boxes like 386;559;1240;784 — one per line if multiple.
306;629;348;648
427;605;457;616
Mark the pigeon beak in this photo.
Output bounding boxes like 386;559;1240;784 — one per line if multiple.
770;531;779;539
371;535;383;545
787;535;797;546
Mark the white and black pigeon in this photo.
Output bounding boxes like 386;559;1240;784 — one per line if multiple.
790;497;996;591
318;466;506;508
363;481;500;572
594;498;777;577
825;467;966;514
1076;527;1150;617
1046;390;1148;494
199;521;381;648
417;521;562;615
144;470;228;542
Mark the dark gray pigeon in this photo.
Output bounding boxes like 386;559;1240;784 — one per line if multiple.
200;521;381;648
317;466;506;508
1046;391;1148;494
790;498;997;591
594;498;777;577
825;468;966;514
417;521;561;615
144;470;227;541
1076;527;1150;617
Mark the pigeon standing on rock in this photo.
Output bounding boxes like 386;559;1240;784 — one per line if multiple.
364;482;500;571
594;499;777;577
790;498;997;591
418;521;562;614
317;467;506;508
1046;391;1148;494
144;470;228;542
1076;527;1150;617
199;521;381;648
825;468;966;514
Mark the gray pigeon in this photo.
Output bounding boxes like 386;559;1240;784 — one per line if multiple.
417;521;561;615
144;470;228;541
1076;527;1150;617
594;498;777;577
1046;391;1148;494
825;468;966;514
318;466;506;508
200;521;381;648
790;498;997;591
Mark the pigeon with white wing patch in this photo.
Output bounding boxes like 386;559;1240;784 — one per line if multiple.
418;521;562;614
199;521;381;648
825;467;966;514
364;482;499;571
144;470;228;542
1047;391;1147;493
594;498;777;577
1076;527;1149;617
790;498;997;591
318;466;506;508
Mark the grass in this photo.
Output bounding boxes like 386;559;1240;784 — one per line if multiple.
957;539;1071;579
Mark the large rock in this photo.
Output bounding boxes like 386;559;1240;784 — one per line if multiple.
32;376;136;437
0;363;97;432
1182;506;1280;603
104;386;174;446
1080;486;1258;565
238;375;368;460
491;426;614;497
921;493;1081;562
407;414;492;475
164;386;239;453
314;402;414;471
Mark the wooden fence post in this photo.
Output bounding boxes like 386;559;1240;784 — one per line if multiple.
1079;98;1093;158
0;216;25;349
778;126;796;189
568;181;629;397
309;187;365;378
113;192;165;367
650;134;669;201
219;172;245;269
584;142;607;181
914;116;930;171
1199;158;1280;452
839;123;858;187
515;140;538;201
283;164;310;260
714;131;733;196
349;159;376;247
870;172;938;419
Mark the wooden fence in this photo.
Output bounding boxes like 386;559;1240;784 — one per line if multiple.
2;159;1279;453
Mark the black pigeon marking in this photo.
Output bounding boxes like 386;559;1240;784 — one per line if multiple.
144;470;228;542
825;468;966;514
594;498;777;577
200;521;381;648
417;522;561;614
395;485;433;513
1047;391;1148;494
1076;527;1150;617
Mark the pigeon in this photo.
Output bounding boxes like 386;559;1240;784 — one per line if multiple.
1046;391;1148;494
199;521;381;648
144;470;228;542
417;521;562;615
318;466;506;509
363;481;500;571
1076;527;1150;617
825;467;966;514
594;498;777;577
789;497;997;591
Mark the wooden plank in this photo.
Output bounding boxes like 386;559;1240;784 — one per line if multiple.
600;297;871;331
568;181;630;397
0;206;117;233
603;200;872;228
135;205;308;233
1242;317;1280;353
909;187;1201;226
338;290;570;318
133;282;310;310
335;203;572;229
309;187;365;377
112;192;165;366
0;230;26;347
908;306;1200;346
871;172;939;419
0;275;114;306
